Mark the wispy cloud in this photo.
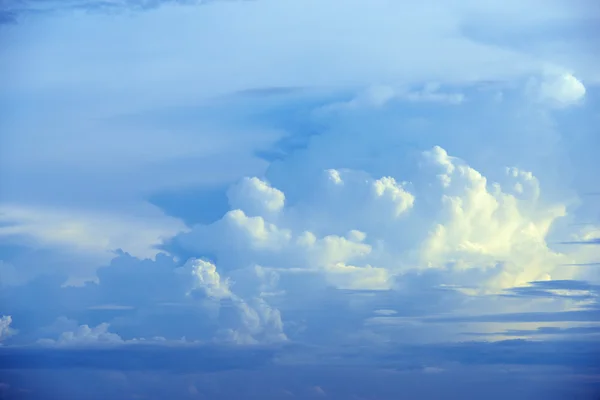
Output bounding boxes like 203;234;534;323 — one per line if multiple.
0;0;216;23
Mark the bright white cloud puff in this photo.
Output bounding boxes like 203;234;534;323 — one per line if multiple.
175;145;570;294
0;316;16;343
527;71;587;108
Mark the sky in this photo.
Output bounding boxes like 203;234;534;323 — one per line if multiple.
0;0;599;399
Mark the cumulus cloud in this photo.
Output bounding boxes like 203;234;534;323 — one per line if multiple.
0;316;16;343
1;3;599;391
178;258;287;344
227;177;285;217
526;71;586;108
180;258;233;299
174;145;573;294
36;318;178;347
38;322;125;346
3;80;598;349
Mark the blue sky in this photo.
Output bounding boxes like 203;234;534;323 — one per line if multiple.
1;0;599;399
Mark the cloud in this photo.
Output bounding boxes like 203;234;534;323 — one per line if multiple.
0;316;16;343
227;177;286;217
427;310;600;324
560;238;600;245
318;84;465;113
3;0;595;105
526;71;587;108
1;2;600;398
2;0;596;292
35;318;203;347
173;145;572;293
502;279;600;302
178;258;288;344
181;258;233;300
3;83;598;350
0;204;184;258
0;204;186;284
0;0;212;22
474;325;600;338
38;322;125;346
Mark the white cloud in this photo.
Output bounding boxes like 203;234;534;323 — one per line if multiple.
527;71;586;108
0;316;16;343
0;204;184;258
2;0;596;290
173;145;578;294
42;323;124;346
178;258;287;344
1;0;599;354
0;203;186;282
227;177;285;217
2;0;593;109
320;84;466;113
181;258;233;299
37;320;173;347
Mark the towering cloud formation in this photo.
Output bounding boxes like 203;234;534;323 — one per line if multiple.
178;259;287;344
0;2;598;397
174;146;570;296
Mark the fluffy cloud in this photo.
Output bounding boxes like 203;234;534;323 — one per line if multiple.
1;0;599;374
39;322;125;346
227;177;286;217
174;145;572;295
36;318;180;347
0;316;16;343
527;71;586;108
178;258;287;344
2;81;597;349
